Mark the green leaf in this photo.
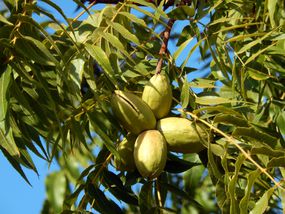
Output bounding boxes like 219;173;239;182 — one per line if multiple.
1;148;31;185
102;170;139;206
177;25;192;46
193;105;241;116
277;111;285;136
69;58;85;97
250;187;275;214
207;140;223;181
87;112;118;159
87;184;123;214
233;127;277;148
216;180;230;213
244;42;276;66
46;171;67;214
139;181;155;213
267;0;277;28
15;37;57;66
247;67;271;80
267;157;285;168
107;21;140;45
229;154;246;214
180;78;190;109
0;14;13;25
189;79;216;89
165;153;200;173
0;67;19;157
17;142;38;174
119;12;147;27
0;67;12;121
156;172;168;206
239;169;261;214
100;32;134;63
130;0;168;19
237;31;274;54
85;43;117;87
196;96;237;105
168;6;195;20
161;182;203;209
173;37;193;61
214;114;248;127
63;184;85;210
251;146;285;157
22;35;59;64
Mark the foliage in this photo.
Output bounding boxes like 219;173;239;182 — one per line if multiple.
0;0;285;213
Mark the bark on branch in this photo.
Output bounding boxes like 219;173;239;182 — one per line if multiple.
155;18;175;74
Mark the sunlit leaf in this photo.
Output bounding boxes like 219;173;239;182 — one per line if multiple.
247;67;271;80
196;96;237;105
0;14;13;25
107;20;140;45
267;0;278;28
180;78;190;109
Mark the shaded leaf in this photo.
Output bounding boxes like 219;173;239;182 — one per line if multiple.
87;112;118;158
161;182;203;209
86;184;123;214
177;25;192;46
267;157;285;168
0;67;19;157
102;170;139;206
1;148;31;185
17;36;58;66
214;114;248;127
139;181;155;213
168;5;195;20
251;146;285;157
165;153;200;173
233;127;277;148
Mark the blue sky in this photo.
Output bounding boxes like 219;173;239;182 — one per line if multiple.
0;1;209;213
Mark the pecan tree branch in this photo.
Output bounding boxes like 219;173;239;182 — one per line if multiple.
155;18;175;74
84;0;177;9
